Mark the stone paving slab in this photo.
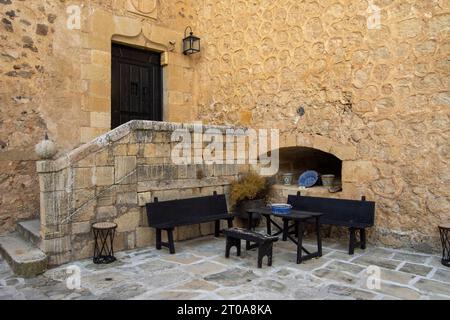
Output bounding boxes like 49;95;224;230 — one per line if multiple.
0;235;449;300
399;263;433;277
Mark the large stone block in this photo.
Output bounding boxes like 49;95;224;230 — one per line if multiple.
71;203;95;223
94;166;114;186
74;167;94;189
90;112;110;128
40;191;70;226
38;170;68;192
200;222;215;236
47;251;72;268
40;236;71;254
342;161;379;183
313;135;333;153
113;144;128;156
177;225;201;241
331;144;357;161
136;227;155;248
96;189;116;206
114;210;141;232
73;188;96;209
72;221;92;235
138;192;152;207
96;206;117;220
95;150;114;166
116;192;138;205
114;156;137;184
73;240;95;261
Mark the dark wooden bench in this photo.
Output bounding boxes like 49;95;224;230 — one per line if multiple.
223;228;279;268
146;192;236;254
288;192;375;255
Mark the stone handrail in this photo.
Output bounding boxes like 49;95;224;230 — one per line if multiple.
37;120;248;174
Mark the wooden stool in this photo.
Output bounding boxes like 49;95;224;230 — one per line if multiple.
92;222;117;264
223;228;278;268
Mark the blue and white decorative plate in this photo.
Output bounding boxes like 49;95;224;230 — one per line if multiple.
270;204;292;215
298;170;319;188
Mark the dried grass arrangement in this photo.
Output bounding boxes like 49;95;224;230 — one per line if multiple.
230;171;269;207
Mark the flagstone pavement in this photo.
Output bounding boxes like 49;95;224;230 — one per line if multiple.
0;235;449;300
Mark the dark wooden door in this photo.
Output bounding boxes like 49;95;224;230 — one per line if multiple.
111;43;162;129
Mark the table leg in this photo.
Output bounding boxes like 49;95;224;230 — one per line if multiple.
283;219;289;241
265;215;272;235
246;212;254;250
297;221;304;264
360;228;366;250
316;217;322;257
247;212;253;230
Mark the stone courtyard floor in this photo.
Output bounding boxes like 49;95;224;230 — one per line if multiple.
0;235;449;300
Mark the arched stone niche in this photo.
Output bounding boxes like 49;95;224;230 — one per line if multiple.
270;132;378;201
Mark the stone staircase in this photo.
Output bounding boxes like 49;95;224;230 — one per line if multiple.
0;219;48;278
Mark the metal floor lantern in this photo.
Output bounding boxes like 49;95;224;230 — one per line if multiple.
183;26;200;55
439;222;450;267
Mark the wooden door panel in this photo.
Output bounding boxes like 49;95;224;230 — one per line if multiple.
111;43;162;129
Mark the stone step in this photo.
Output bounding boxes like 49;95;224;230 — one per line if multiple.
17;219;41;247
0;233;47;278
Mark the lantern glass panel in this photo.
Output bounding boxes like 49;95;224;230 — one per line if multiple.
183;34;201;55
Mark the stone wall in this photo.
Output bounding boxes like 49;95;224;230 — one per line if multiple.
37;121;247;266
194;0;450;252
1;0;449;253
0;0;198;233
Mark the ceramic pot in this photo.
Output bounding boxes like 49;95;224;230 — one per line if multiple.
282;173;294;185
321;174;335;187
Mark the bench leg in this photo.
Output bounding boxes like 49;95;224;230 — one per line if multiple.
257;245;264;269
156;229;162;250
167;229;175;254
268;245;273;267
360;228;366;250
225;237;231;258
214;220;221;237
349;227;356;255
225;237;241;258
258;242;274;268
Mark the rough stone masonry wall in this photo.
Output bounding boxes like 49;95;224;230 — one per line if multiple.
0;0;198;234
194;0;450;252
37;121;247;266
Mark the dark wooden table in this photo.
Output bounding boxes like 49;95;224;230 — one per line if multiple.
245;207;324;264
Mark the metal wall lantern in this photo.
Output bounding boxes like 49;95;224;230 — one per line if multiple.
183;26;200;55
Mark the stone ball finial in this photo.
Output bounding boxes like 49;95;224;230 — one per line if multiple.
35;132;57;160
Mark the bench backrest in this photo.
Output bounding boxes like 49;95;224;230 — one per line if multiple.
146;192;228;227
287;193;375;227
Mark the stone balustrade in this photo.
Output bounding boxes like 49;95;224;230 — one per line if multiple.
37;120;250;266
